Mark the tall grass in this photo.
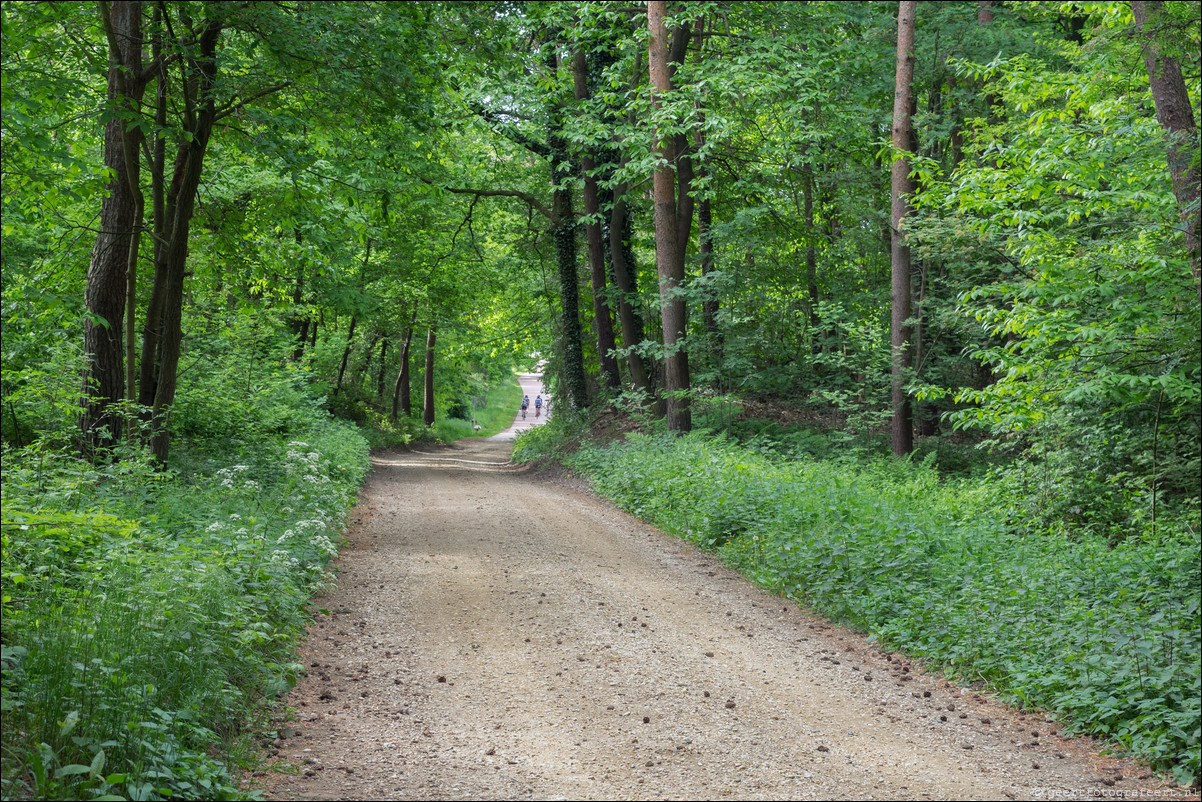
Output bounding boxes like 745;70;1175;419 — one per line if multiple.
564;430;1201;786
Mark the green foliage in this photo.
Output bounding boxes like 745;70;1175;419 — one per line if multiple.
569;430;1201;784
511;405;592;465
1;332;368;801
909;18;1202;540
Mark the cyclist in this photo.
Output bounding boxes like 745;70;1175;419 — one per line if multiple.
520;395;529;419
534;395;543;418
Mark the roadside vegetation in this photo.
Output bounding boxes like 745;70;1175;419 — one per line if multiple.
0;316;519;800
515;411;1201;787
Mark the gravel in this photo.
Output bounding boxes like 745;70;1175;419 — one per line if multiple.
254;437;1188;801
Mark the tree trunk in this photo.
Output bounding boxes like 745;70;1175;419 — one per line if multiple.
423;324;437;426
606;46;653;398
694;22;720;367
572;51;621;392
139;13;167;409
82;0;147;453
609;189;652;394
391;319;416;421
547;65;589;411
890;0;917;457
144;19;222;464
334;316;358;396
802;165;819;332
127;5;163;405
649;0;691;433
1132;0;1200;289
376;338;388;402
290;229;308;360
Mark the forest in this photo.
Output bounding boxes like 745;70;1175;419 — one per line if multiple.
1;0;1199;799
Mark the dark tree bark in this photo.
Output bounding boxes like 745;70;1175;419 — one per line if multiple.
649;0;692;433
802;165;819;332
138;13;224;463
548;52;589;412
334;316;358;396
606;46;652;397
376;338;389;402
423;325;437;426
572;50;621;391
290;229;308;360
551;174;588;411
609;188;652;394
82;0;149;453
890;0;917;457
125;5;164;402
1132;0;1200;288
391;317;416;421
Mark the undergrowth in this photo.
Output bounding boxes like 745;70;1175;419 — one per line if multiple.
553;427;1200;786
1;344;369;800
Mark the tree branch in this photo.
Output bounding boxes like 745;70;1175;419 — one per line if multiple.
467;99;553;160
440;183;551;220
215;80;294;121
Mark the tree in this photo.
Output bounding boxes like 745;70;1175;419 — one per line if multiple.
80;0;151;452
890;0;917;456
572;49;621;392
1132;0;1200;290
648;0;692;433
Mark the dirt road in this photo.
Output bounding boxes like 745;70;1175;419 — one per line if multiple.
259;432;1181;800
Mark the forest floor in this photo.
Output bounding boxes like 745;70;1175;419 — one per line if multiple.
253;407;1191;801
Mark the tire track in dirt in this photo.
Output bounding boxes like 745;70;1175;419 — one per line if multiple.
257;437;1185;801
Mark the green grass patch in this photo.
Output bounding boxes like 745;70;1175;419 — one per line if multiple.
432;372;523;442
566;430;1201;786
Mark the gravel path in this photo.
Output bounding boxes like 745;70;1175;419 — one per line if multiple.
256;427;1189;801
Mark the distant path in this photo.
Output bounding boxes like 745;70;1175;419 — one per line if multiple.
259;436;1175;800
488;373;550;442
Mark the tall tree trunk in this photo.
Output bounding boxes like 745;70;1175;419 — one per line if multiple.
609;190;651;394
648;0;691;433
391;318;416;421
126;5;163;405
1132;0;1200;289
290;229;308;360
697;184;721;361
548;66;589;411
139;11;166;409
334;316;358;396
604;44;652;398
890;0;917;457
802;164;819;332
333;239;370;397
572;51;621;392
423;324;437;426
376;338;388;402
82;0;147;453
141;16;224;464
